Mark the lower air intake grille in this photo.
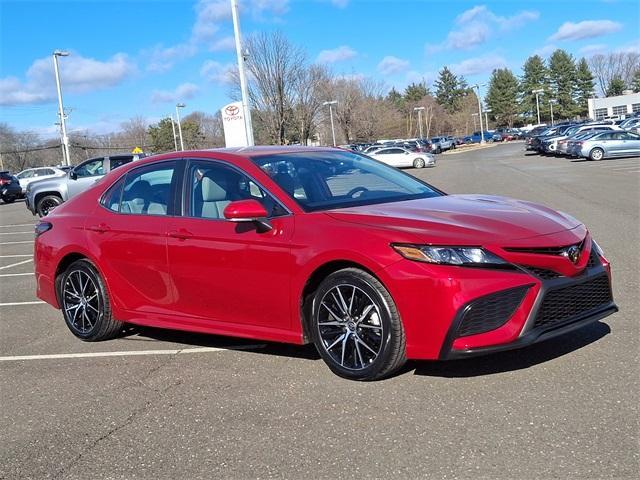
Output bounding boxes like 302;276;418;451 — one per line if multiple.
457;285;530;337
533;274;612;329
524;266;562;279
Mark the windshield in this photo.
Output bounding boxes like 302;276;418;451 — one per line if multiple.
251;150;443;212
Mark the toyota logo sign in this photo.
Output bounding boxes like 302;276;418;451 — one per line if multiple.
225;105;240;116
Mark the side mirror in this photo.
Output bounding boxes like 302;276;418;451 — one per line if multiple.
69;170;77;180
223;199;272;231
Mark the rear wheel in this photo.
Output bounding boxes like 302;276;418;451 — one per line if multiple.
1;195;16;204
589;147;604;161
59;259;122;341
413;157;426;169
37;195;62;217
310;268;406;381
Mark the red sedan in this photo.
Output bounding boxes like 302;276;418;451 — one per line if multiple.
34;147;617;380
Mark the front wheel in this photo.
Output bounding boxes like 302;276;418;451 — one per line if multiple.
589;148;604;161
310;268;406;381
59;259;122;341
413;157;426;169
37;195;62;217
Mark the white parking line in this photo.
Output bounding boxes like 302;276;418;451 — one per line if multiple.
0;345;266;362
0;223;35;228
0;241;33;245
0;301;45;306
0;254;32;258
0;259;33;270
0;272;34;277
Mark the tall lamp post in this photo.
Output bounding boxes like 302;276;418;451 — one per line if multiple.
323;100;338;146
231;0;254;146
175;103;185;151
170;115;178;151
484;108;491;131
532;88;544;125
549;100;555;126
413;106;425;139
53;50;71;165
472;83;486;144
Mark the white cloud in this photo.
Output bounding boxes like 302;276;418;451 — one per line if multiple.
200;60;235;84
428;5;539;52
579;44;608;56
549;20;622;41
534;44;558;57
145;43;198;73
151;83;200;104
449;54;507;76
377;56;410;75
316;46;357;63
0;53;135;106
210;36;236;52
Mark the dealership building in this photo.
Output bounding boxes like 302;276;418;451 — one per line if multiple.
588;91;640;120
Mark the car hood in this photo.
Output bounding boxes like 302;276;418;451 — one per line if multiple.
325;194;583;245
27;176;67;191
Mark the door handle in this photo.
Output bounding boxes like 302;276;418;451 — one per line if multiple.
168;229;193;240
87;223;110;233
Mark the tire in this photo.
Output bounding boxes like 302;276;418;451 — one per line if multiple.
59;259;122;341
37;195;62;217
589;148;604;161
436;147;442;154
413;157;426;169
1;195;16;204
309;268;406;381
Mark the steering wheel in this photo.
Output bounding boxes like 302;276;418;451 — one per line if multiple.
346;186;369;198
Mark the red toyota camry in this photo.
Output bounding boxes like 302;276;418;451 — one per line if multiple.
34;147;617;380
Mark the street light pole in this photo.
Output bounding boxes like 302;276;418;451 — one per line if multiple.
175;103;185;151
472;84;485;144
532;88;544;125
549;100;555;126
231;0;254;146
170;115;178;151
53;50;71;166
484;109;491;131
323;100;338;146
413;107;425;139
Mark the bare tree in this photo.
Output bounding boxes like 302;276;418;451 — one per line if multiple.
120;116;149;148
241;31;306;145
589;52;640;96
293;65;331;145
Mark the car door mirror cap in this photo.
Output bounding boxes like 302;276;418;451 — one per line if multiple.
69;170;78;180
223;199;272;231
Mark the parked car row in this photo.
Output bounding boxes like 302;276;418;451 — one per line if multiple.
525;120;640;160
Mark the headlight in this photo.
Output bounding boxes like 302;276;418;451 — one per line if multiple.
392;244;507;266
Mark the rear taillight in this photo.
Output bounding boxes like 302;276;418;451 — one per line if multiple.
0;179;10;185
35;222;52;237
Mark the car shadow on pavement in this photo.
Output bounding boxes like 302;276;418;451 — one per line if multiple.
410;321;610;378
121;326;321;361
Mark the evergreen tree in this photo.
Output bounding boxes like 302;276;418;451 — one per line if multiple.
404;82;429;102
548;49;578;119
434;67;462;113
148;118;204;153
386;87;404;108
574;58;595;117
520;55;549;123
485;68;520;127
606;77;626;96
632;70;640;93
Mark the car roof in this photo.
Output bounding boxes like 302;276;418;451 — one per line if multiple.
206;145;341;157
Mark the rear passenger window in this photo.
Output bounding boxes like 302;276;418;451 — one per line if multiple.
102;177;125;212
119;162;176;216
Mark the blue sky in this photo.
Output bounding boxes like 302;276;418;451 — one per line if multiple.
1;0;638;138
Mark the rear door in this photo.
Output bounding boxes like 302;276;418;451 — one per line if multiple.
85;160;180;315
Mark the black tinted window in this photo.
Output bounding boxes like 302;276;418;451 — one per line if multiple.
110;156;134;170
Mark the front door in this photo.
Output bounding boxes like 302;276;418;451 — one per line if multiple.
167;159;294;332
67;157;105;199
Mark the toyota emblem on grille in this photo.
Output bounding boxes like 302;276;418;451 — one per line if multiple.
562;245;581;264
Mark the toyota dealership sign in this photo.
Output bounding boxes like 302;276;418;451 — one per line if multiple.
221;101;248;147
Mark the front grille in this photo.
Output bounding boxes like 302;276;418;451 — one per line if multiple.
457;286;530;337
523;266;563;279
504;239;584;256
533;274;612;329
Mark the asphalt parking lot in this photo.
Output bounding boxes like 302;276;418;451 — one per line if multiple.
1;142;638;479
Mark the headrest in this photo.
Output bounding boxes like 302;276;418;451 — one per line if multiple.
125;180;152;200
201;176;228;202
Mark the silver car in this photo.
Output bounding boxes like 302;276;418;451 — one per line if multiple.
577;131;640;161
15;166;70;195
26;154;139;216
